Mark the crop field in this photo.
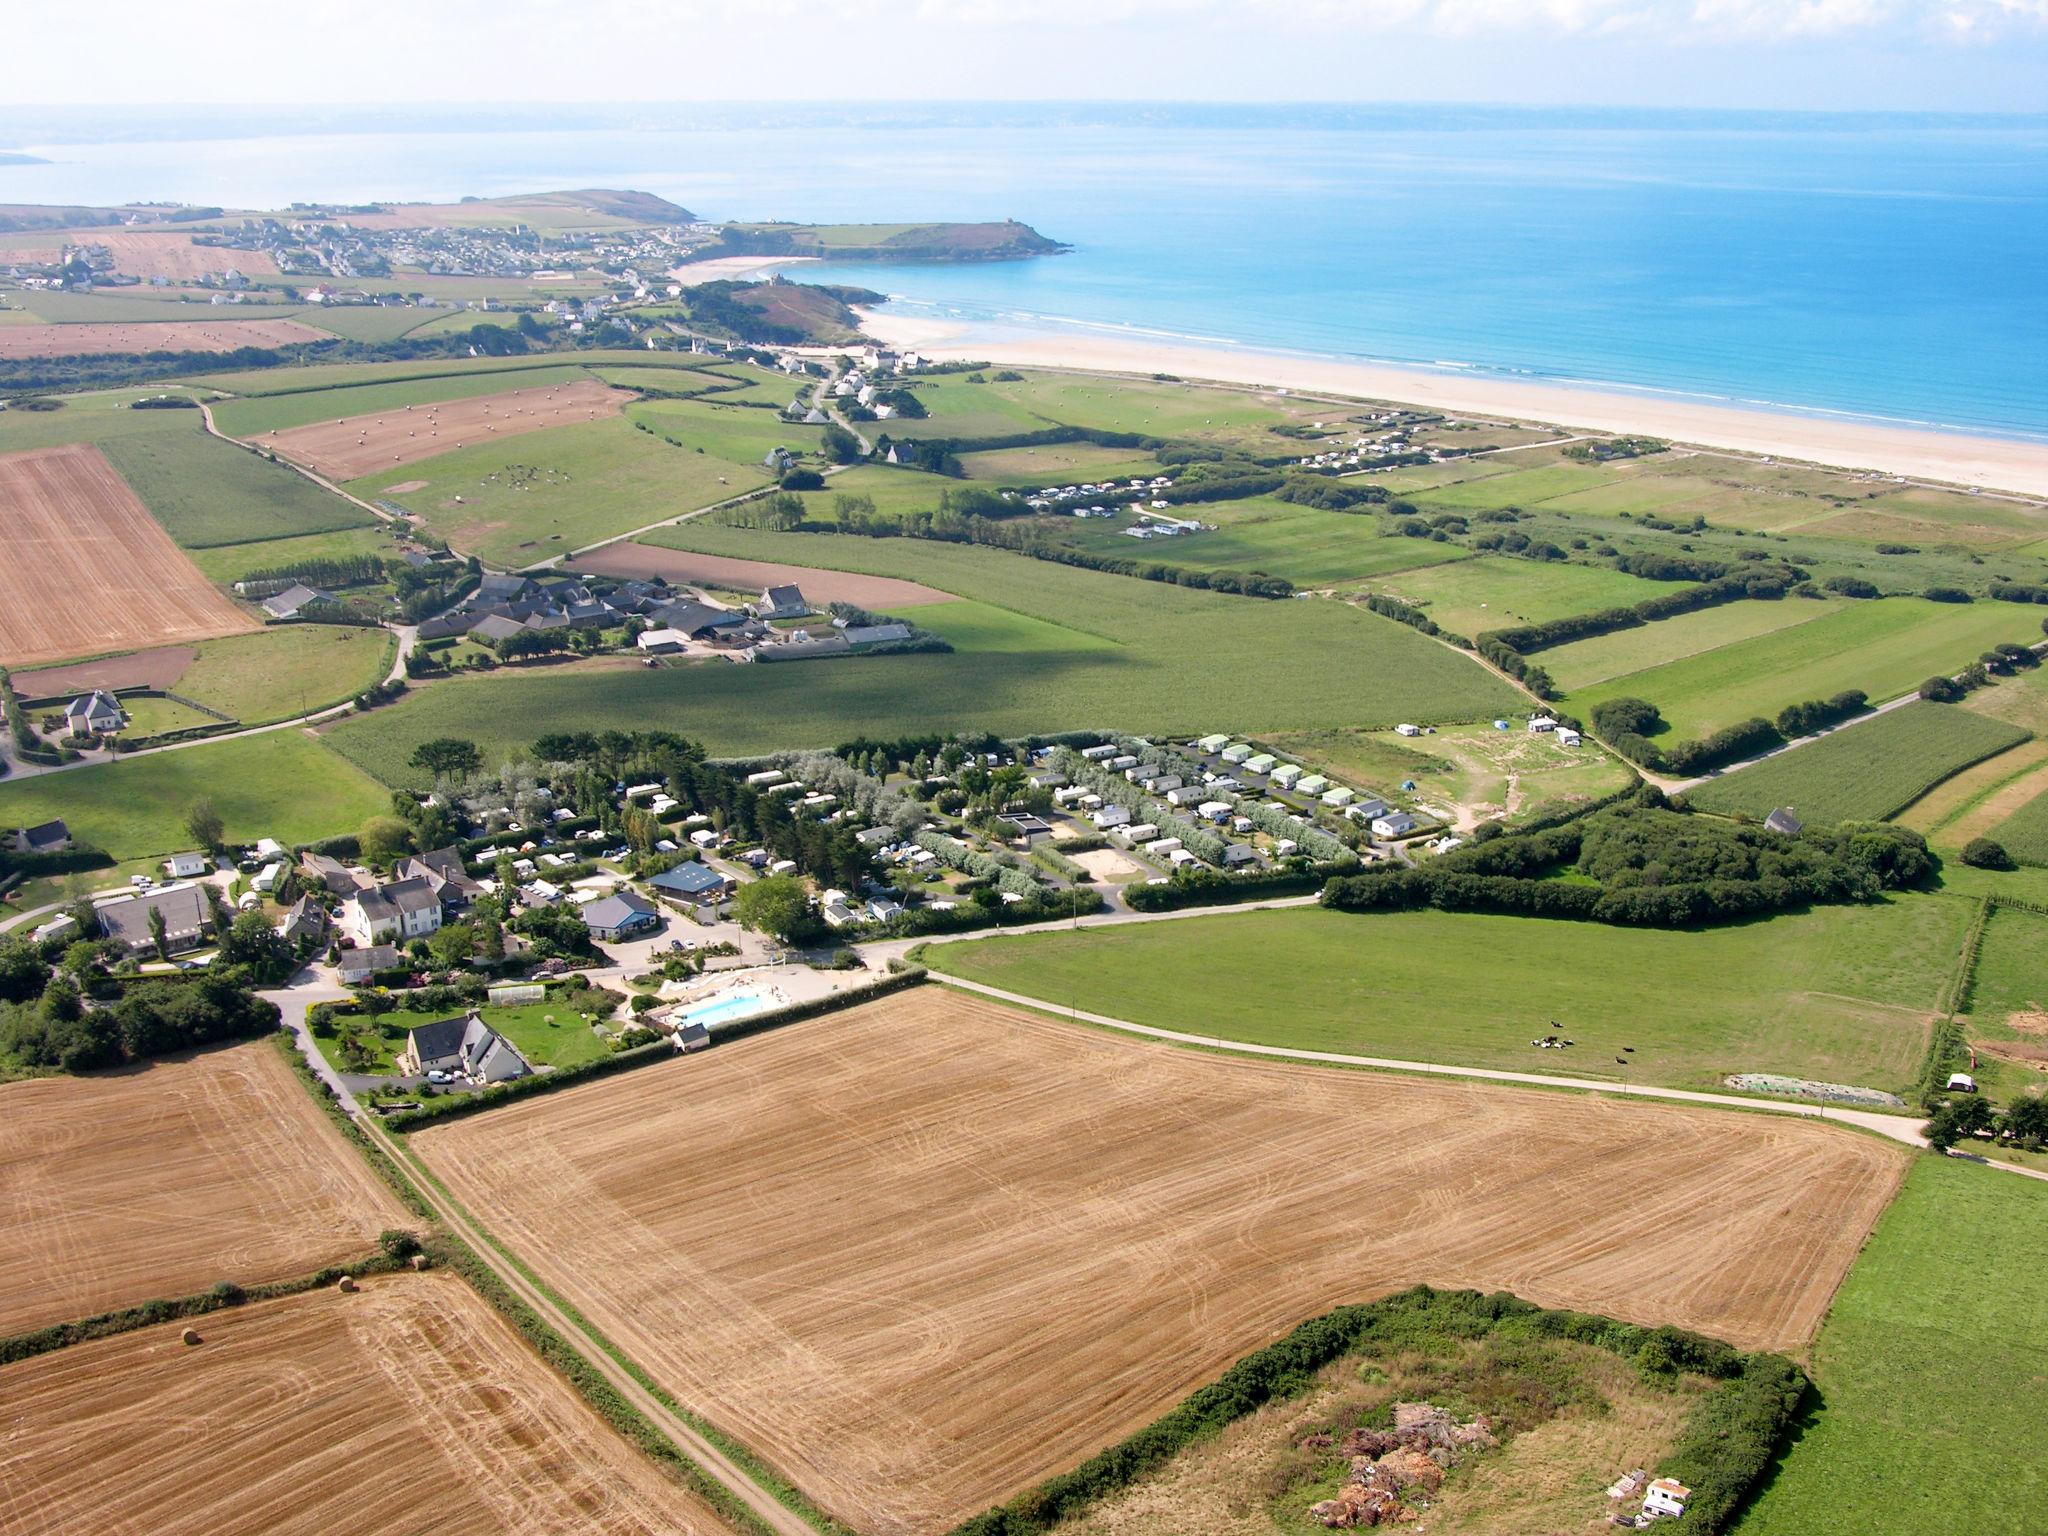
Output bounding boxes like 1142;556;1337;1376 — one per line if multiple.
1056;499;1467;586
413;990;1900;1536
622;396;822;464
927;900;1966;1096
1565;598;2047;740
1538;595;1842;690
0;442;257;667
0;317;328;358
0;1040;404;1337
1680;703;2031;824
1361;555;1682;640
12;291;304;324
1896;740;2048;855
327;528;1519;779
1956;904;2048;1096
172;625;393;722
957;442;1161;483
0;1272;723;1536
98;424;376;547
93;230;280;279
258;378;635;480
577;541;952;606
0;730;389;861
349;416;781;565
288;303;450;343
1991;779;2048;865
1732;1158;2048;1536
208;363;595;436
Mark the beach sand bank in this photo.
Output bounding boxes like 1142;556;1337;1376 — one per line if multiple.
670;255;820;286
862;309;2048;499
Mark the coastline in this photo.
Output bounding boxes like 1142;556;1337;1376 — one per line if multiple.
860;309;2048;500
670;255;820;286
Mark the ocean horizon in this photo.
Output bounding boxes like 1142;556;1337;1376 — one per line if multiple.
3;102;2043;441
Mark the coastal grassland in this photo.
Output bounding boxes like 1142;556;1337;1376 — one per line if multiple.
0;730;387;860
346;413;788;565
1955;903;2048;1100
1361;555;1685;640
1566;598;2047;740
13;289;305;324
1678;704;2031;825
957;442;1163;484
98;426;376;547
924;900;1964;1096
185;348;666;396
1538;595;1842;690
972;371;1329;443
786;463;973;519
1405;461;1615;510
184;523;402;585
1731;1157;2048;1536
623;394;823;463
289;302;448;343
1257;721;1639;827
210;363;593;436
324;530;1519;781
171;625;394;722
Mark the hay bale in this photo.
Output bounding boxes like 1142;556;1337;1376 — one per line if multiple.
336;1275;359;1294
181;1327;202;1346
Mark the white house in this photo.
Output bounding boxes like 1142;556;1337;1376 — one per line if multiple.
1270;764;1304;790
1092;805;1133;830
341;878;443;946
1528;715;1558;734
66;690;123;735
1372;812;1420;838
1395;723;1423;738
164;851;210;879
398;1011;531;1083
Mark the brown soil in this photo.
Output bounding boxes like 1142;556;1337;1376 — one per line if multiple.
0;1272;722;1535
413;989;1901;1536
259;378;634;480
576;541;952;608
0;443;256;668
0;1041;406;1336
0;318;327;359
385;478;429;493
8;642;196;698
93;233;281;280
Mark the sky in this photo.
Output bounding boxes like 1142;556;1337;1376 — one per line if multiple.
7;0;2048;113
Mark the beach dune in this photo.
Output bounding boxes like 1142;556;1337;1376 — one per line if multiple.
862;309;2048;500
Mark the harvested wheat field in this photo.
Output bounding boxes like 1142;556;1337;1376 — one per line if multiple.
0;1272;723;1536
576;542;952;607
94;231;280;280
413;989;1902;1536
0;317;326;359
0;1040;405;1336
0;443;255;667
260;378;635;479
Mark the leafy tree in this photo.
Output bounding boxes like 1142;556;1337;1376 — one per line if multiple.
732;875;814;943
409;737;482;780
186;798;225;852
1924;1095;1995;1151
0;937;49;1003
358;815;414;865
426;923;475;970
821;423;863;463
2001;1094;2048;1148
217;909;290;982
1961;837;2014;870
147;906;170;963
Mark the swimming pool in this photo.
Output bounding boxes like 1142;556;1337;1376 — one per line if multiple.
672;989;775;1032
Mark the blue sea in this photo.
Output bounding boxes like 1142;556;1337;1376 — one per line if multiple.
1;104;2042;439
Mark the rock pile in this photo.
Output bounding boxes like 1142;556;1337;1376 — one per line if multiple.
1307;1403;1497;1528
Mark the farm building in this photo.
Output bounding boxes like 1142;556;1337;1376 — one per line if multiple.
8;819;70;854
259;582;333;620
95;884;212;955
164;851;210;879
1765;807;1803;836
649;861;731;904
398;1011;532;1083
578;891;661;941
755;584;811;619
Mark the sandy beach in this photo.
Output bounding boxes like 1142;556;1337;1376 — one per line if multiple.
862;309;2048;500
670;255;820;286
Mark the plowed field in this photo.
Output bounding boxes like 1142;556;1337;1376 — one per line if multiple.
0;1040;405;1335
0;443;255;667
0;1273;722;1536
260;378;634;479
0;317;326;358
414;989;1902;1536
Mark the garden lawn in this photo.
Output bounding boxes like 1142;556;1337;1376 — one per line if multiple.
1731;1156;2048;1536
1539;596;1842;690
1681;704;2031;825
0;730;387;860
325;527;1519;782
1567;598;2048;740
173;626;394;722
1363;556;1685;641
317;999;614;1076
925;900;1965;1096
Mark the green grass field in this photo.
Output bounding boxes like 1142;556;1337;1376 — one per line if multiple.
185;350;667;397
1957;903;2048;1101
924;900;1964;1095
1731;1156;2048;1536
1363;555;1684;640
210;363;594;436
1680;703;2032;825
185;524;401;585
0;731;388;861
956;442;1162;484
99;425;376;548
14;290;305;324
172;626;393;722
321;527;1518;781
292;304;448;343
1567;598;2048;740
1990;782;2048;865
1539;596;1843;690
116;695;217;736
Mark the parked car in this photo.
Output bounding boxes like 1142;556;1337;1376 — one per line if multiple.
426;1069;453;1085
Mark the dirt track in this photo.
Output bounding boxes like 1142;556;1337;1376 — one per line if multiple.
414;990;1902;1536
0;443;255;668
0;317;326;359
0;1272;722;1536
0;1041;405;1336
576;541;952;607
260;378;634;480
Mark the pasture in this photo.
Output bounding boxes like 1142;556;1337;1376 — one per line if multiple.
1057;497;1467;586
957;441;1161;483
1565;598;2048;740
1731;1158;2048;1536
925;900;1965;1095
261;378;635;480
0;1040;404;1337
577;541;952;607
0;730;389;861
1538;594;1841;690
413;989;1900;1536
1679;703;2031;825
209;363;594;437
0;1273;722;1536
0;442;257;667
1957;903;2048;1096
98;425;376;547
1362;555;1682;640
188;351;665;397
186;523;400;585
327;528;1519;780
171;625;394;722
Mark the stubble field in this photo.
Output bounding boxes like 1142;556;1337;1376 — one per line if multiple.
0;1041;406;1336
0;442;256;666
0;1272;723;1536
413;989;1902;1536
259;377;635;478
0;317;327;358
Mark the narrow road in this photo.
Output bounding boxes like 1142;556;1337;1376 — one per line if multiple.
928;973;2048;1184
355;1114;817;1536
264;975;361;1112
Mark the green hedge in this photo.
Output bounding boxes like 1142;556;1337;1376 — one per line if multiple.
1122;862;1344;912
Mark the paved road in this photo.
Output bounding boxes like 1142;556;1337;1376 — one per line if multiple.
263;974;361;1112
355;1113;817;1536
